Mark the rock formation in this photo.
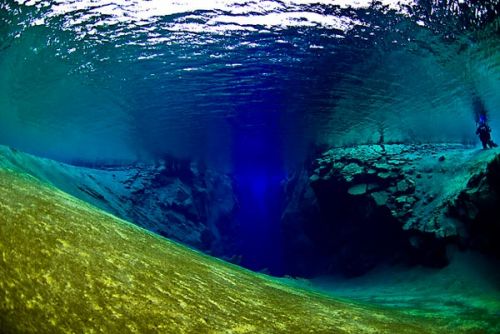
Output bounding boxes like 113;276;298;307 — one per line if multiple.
2;144;499;279
282;144;500;277
0;146;238;256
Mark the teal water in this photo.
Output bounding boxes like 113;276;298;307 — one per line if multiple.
283;251;500;331
1;0;499;167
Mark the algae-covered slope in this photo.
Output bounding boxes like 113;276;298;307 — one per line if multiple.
0;167;479;333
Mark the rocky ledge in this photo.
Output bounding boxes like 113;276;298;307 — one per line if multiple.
282;144;500;277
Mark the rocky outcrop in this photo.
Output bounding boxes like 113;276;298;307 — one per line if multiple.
0;146;238;256
282;144;500;277
108;159;239;255
447;154;500;258
281;169;322;276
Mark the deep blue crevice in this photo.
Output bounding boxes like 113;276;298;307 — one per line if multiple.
231;99;287;276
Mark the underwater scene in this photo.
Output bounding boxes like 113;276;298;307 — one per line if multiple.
1;0;500;333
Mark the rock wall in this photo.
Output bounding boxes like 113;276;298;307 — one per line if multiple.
281;144;500;277
448;154;500;258
108;159;239;256
0;146;238;256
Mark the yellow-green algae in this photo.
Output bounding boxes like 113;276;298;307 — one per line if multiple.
0;167;490;333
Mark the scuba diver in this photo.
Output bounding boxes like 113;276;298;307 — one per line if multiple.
476;116;497;149
472;93;497;149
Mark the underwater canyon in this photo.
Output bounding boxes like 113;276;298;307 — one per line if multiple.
1;0;500;333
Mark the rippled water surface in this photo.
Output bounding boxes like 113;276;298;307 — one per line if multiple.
1;0;499;166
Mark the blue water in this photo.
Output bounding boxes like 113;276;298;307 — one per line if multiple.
1;0;499;166
232;105;286;273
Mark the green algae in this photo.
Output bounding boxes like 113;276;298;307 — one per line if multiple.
0;167;496;333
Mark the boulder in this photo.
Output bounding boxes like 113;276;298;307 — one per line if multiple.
341;162;364;182
348;183;368;196
371;191;389;206
396;179;416;194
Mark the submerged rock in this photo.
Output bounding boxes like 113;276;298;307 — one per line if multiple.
0;145;237;256
371;191;389;206
396;179;415;194
282;143;500;276
447;154;500;257
348;183;367;195
341;162;364;182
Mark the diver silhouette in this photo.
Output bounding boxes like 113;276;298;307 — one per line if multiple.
476;119;497;149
